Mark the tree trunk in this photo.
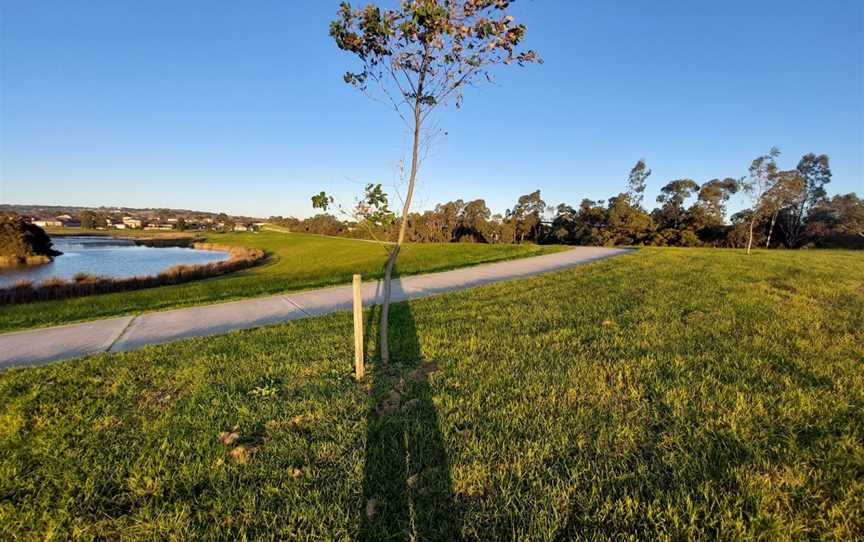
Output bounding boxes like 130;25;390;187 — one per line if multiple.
785;199;808;248
747;217;755;255
765;211;777;248
379;97;423;366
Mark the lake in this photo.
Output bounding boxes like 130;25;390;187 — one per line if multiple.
0;236;230;288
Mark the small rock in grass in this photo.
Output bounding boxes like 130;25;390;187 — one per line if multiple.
366;499;379;520
401;398;419;412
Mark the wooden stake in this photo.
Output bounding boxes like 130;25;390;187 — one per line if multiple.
352;274;364;380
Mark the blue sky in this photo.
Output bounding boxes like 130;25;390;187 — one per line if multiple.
2;0;862;218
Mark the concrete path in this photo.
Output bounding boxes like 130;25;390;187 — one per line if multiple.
0;247;628;369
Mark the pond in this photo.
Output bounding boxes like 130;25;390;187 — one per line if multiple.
0;236;230;288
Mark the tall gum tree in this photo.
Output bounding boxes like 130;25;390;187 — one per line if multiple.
782;153;832;247
329;0;541;364
743;147;781;254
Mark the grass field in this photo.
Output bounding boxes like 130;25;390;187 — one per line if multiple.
1;248;862;539
0;231;564;332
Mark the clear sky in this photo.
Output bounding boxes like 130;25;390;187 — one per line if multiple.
1;0;862;218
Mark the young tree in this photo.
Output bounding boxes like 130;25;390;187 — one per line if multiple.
354;183;398;233
742;147;781;254
311;191;335;212
313;184;395;240
329;0;541;364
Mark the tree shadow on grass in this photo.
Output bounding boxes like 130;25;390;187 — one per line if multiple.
358;274;461;540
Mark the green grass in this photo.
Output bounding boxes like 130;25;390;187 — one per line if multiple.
1;248;862;539
0;231;564;332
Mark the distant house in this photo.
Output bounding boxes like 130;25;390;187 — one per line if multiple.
32;216;78;228
122;216;144;229
33;218;64;228
234;223;250;232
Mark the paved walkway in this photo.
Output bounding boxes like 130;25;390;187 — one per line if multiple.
0;247;628;369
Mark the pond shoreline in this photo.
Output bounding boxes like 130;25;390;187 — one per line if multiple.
49;231;204;248
1;233;202;270
0;242;267;305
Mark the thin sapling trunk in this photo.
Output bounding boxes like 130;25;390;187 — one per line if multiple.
329;1;540;363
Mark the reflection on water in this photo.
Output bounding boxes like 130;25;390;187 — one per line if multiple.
0;236;229;288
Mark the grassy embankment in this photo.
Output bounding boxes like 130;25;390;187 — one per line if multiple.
0;230;565;332
1;248;861;539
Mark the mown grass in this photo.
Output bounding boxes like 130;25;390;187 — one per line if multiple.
0;248;862;540
0;231;563;332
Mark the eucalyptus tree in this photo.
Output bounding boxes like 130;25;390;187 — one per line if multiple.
627;160;652;208
329;0;541;363
655;179;700;230
762;170;805;247
509;190;546;242
781;153;832;247
695;177;740;226
742;147;781;254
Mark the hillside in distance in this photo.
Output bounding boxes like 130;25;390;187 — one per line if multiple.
0;204;263;223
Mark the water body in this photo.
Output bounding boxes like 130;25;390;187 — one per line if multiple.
0;236;229;288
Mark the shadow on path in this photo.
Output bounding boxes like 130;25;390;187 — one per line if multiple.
358;275;461;540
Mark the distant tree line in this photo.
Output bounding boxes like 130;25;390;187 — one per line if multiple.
270;150;862;249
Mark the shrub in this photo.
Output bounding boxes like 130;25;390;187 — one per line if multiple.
0;217;61;264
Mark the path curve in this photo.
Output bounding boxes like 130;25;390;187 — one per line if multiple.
0;247;628;369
